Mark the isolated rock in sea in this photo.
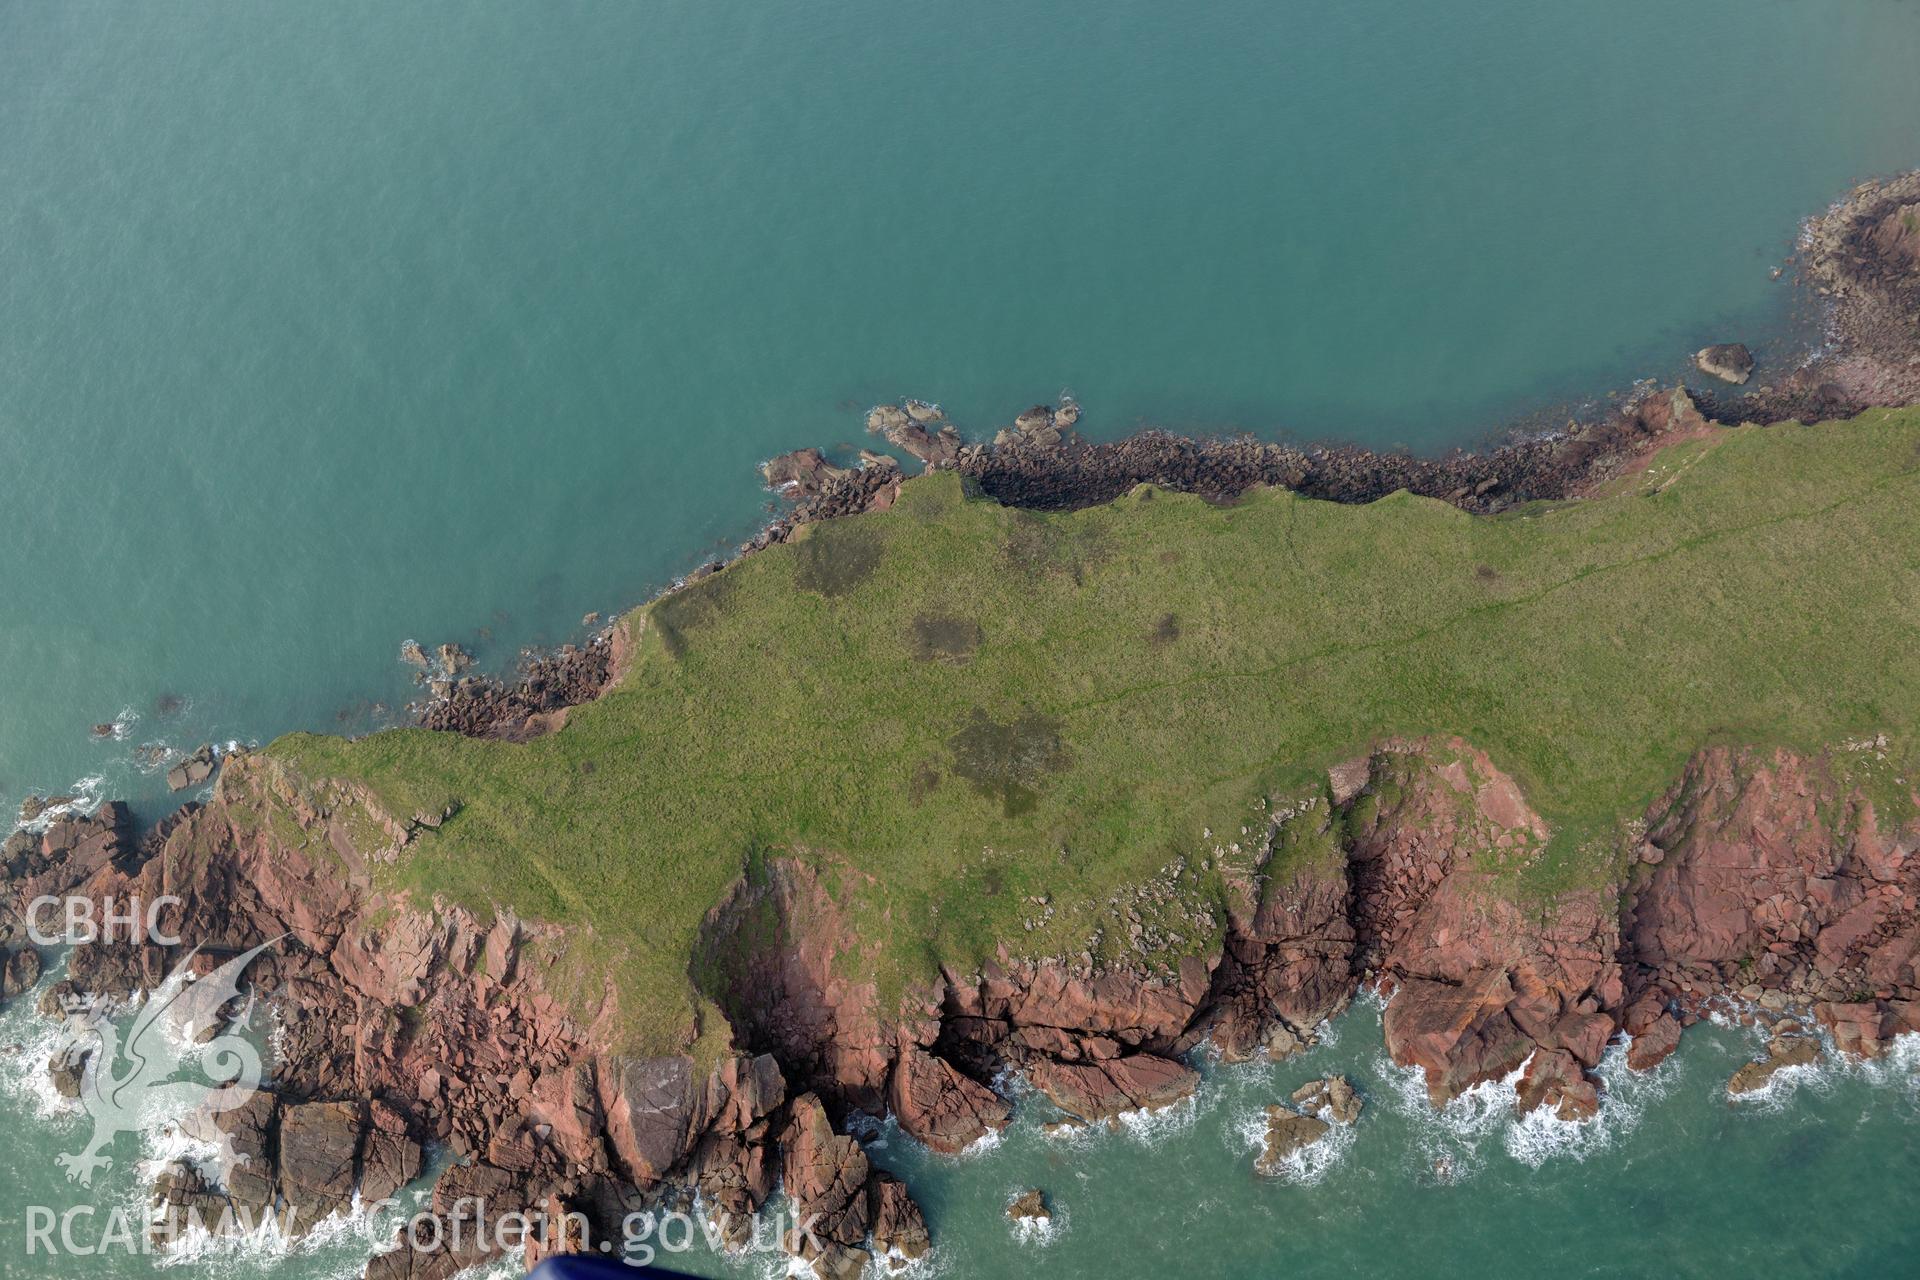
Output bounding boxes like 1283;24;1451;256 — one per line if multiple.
1727;1035;1822;1096
1254;1107;1331;1177
436;642;473;675
398;639;429;669
1006;1188;1051;1223
90;722;115;739
1290;1075;1363;1124
48;1045;89;1099
1695;343;1756;385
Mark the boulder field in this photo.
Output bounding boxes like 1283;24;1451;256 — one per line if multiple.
5;728;1918;1279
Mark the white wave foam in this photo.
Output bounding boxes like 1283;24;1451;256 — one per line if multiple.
1375;1051;1526;1182
1108;1092;1201;1145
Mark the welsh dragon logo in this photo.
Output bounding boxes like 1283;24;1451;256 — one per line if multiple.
54;938;279;1187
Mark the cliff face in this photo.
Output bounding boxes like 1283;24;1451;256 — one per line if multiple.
9;730;1918;1279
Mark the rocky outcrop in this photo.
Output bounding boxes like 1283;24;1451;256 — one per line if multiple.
149;1092;423;1243
763;448;852;498
1622;743;1920;1052
417;630;618;740
1702;170;1920;422
1202;804;1355;1063
1727;1035;1823;1096
1254;1109;1330;1177
1291;1075;1363;1125
888;1047;1010;1153
1351;742;1621;1106
867;402;962;472
1026;1053;1199;1123
166;744;219;792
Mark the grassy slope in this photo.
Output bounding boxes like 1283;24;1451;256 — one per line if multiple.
274;409;1920;1054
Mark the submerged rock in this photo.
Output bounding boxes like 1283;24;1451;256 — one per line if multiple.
1695;343;1756;385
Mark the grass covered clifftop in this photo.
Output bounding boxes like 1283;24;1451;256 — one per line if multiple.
274;408;1920;1054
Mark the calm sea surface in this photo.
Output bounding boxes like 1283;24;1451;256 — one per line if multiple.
3;2;1918;1276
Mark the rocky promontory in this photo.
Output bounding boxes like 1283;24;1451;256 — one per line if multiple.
6;170;1920;1280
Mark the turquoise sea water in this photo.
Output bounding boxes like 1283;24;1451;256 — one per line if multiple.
3;1;1919;1276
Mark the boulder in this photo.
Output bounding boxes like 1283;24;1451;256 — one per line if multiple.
1814;1000;1891;1060
1694;343;1756;385
1625;1010;1683;1072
